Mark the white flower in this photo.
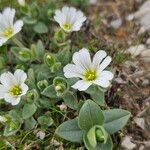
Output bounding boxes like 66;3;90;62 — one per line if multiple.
54;6;86;32
18;0;26;7
0;7;23;46
63;48;114;91
0;69;28;105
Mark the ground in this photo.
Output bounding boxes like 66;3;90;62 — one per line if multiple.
0;0;149;150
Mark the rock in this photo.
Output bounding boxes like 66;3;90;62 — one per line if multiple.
121;136;136;150
134;117;145;130
140;49;150;62
110;18;122;29
36;131;46;140
146;38;150;45
89;0;97;4
134;0;150;31
126;14;134;21
126;44;146;57
57;103;67;111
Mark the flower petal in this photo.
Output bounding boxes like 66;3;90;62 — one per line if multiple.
101;70;114;80
13;20;23;34
20;83;28;95
14;69;27;84
0;84;7;99
0;38;7;47
99;56;112;71
93;78;111;88
72;80;91;91
4;93;21;105
3;7;15;27
0;72;17;88
92;50;107;68
73;48;91;70
63;64;84;78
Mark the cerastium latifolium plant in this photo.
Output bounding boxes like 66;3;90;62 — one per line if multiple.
0;1;131;149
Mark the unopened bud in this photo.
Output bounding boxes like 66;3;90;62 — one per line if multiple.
18;0;25;7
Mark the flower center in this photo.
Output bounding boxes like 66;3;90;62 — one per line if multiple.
3;27;14;37
63;23;72;30
85;70;97;81
10;86;22;96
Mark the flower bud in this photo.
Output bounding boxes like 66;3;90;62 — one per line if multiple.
26;89;39;103
44;53;56;66
53;77;69;96
87;125;108;148
50;62;61;73
18;0;25;7
54;29;68;43
95;126;108;143
19;48;31;62
37;80;49;91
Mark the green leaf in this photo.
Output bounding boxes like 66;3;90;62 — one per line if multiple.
9;109;23;123
24;117;37;130
3;121;21;136
78;100;104;131
86;86;105;106
22;103;37;119
37;115;53;127
56;118;83;143
103;109;131;134
33;22;48;33
42;85;57;99
23;16;37;24
27;68;36;89
62;92;78;110
36;40;45;60
57;49;71;65
84;134;113;150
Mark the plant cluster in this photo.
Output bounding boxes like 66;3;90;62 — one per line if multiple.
0;1;131;149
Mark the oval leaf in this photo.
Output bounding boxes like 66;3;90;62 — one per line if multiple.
42;85;57;98
22;103;37;119
78;100;104;131
33;22;48;33
56;118;83;143
63;92;78;110
103;109;131;134
86;86;105;106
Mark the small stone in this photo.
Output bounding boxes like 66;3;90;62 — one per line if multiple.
146;38;150;45
126;44;146;57
58;103;67;111
110;18;122;29
140;49;150;62
50;138;62;146
89;0;97;5
121;136;136;150
126;14;134;21
134;117;145;130
36;131;45;140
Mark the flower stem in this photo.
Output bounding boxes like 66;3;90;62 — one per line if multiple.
12;38;25;48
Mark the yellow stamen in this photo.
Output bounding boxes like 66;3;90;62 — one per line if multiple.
85;70;97;81
63;23;72;30
10;86;22;96
3;27;14;37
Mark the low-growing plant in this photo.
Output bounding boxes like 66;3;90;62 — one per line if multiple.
0;1;131;149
